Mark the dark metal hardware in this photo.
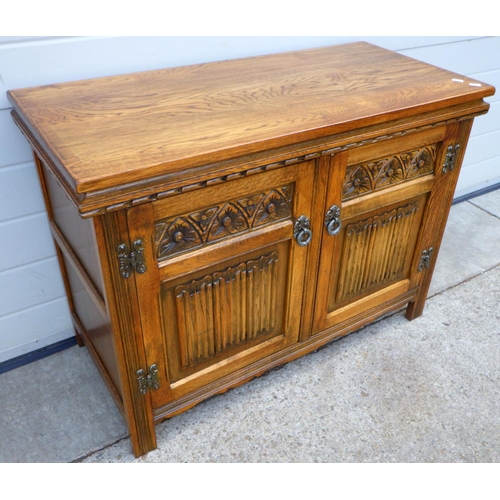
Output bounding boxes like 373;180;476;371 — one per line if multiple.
118;239;147;278
325;205;342;236
294;215;312;246
442;144;460;173
418;247;434;272
137;364;160;395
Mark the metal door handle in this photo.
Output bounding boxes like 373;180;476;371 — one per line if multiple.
325;205;342;236
294;215;312;246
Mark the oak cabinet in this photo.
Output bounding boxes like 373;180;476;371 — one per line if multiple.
7;42;494;457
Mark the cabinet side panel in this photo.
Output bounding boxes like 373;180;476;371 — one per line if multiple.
35;155;123;401
62;254;123;398
41;161;105;297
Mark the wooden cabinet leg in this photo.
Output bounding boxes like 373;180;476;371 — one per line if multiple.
129;416;157;458
74;328;85;347
94;210;158;458
405;298;425;321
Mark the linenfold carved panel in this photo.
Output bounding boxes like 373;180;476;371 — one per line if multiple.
174;252;279;368
335;202;420;303
155;185;293;259
343;145;438;201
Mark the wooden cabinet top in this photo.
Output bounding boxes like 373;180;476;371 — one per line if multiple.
8;42;495;207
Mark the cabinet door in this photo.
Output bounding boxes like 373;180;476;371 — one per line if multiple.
127;161;315;409
312;127;447;335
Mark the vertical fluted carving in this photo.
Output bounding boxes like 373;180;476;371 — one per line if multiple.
336;202;419;303
175;252;278;368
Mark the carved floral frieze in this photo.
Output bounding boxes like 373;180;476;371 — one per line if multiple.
343;145;438;201
155;185;293;259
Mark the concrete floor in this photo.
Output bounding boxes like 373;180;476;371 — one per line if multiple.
1;189;500;463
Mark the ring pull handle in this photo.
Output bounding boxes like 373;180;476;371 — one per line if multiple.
294;215;312;247
325;205;342;236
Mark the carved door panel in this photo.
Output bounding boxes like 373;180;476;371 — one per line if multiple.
312;127;446;335
127;161;315;407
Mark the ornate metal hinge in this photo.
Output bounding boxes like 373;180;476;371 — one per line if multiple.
117;239;147;278
418;247;434;272
136;364;160;395
442;144;460;173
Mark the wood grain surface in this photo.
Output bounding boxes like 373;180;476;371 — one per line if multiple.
7;42;494;195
